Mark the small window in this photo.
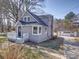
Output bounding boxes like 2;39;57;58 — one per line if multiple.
24;17;27;21
28;17;30;21
24;17;30;22
33;26;38;34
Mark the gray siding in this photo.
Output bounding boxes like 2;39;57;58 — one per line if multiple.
30;26;48;43
39;15;53;38
20;25;48;43
22;26;32;33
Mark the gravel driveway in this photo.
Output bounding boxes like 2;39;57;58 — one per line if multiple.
64;39;79;46
64;45;79;59
64;38;79;59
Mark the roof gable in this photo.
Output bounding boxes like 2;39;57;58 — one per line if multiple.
27;10;48;26
19;10;48;26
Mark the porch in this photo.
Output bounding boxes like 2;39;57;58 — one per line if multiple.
7;31;29;43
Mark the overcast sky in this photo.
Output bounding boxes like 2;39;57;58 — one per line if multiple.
43;0;79;19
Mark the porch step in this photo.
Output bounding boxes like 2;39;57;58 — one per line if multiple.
16;38;24;44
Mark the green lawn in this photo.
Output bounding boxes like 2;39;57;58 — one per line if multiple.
0;35;7;43
74;39;79;42
67;37;79;42
0;43;60;59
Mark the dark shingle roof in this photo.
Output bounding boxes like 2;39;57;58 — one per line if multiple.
19;10;48;26
27;10;48;26
19;20;37;25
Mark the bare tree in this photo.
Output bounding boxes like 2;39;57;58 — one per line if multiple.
0;0;45;32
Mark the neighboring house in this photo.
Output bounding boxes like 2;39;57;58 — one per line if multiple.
72;14;79;21
72;14;79;25
64;15;79;37
55;29;73;37
73;20;79;26
59;31;74;37
7;10;53;43
73;19;79;37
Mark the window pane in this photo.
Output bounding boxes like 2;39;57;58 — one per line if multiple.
33;27;38;34
39;27;41;34
28;17;30;21
24;17;26;21
24;17;30;22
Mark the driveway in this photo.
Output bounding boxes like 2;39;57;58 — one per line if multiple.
63;37;79;59
64;45;79;59
64;40;79;46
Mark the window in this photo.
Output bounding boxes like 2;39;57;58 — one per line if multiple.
32;26;42;35
28;17;30;21
24;16;30;22
24;17;27;21
39;27;41;34
33;26;38;34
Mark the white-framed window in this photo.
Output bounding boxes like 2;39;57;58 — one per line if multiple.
39;27;42;34
32;26;42;35
24;16;30;22
33;26;38;34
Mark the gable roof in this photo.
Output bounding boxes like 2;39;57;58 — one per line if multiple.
19;21;38;25
19;10;48;26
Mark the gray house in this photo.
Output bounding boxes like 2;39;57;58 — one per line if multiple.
7;10;53;43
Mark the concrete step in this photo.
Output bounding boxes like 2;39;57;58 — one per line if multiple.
16;38;24;44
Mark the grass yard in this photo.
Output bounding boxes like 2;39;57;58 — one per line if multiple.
0;34;7;43
26;38;64;50
25;37;64;55
0;43;61;59
0;38;7;43
0;34;63;59
74;39;79;42
66;37;79;42
75;39;79;42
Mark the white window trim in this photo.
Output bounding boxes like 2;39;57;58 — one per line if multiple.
32;25;42;35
